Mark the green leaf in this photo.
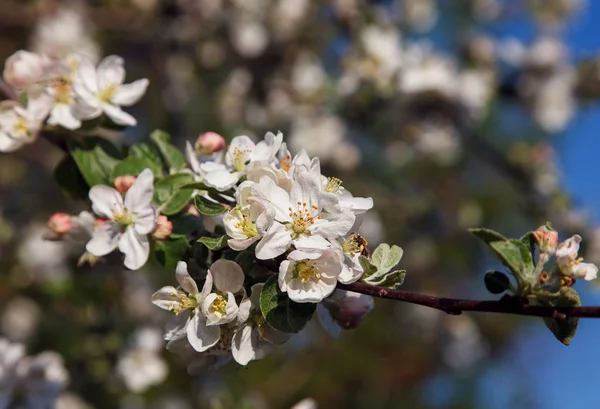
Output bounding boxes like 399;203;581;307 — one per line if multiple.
469;228;509;245
54;155;89;199
358;255;377;277
153;174;195;216
195;195;228;216
367;270;406;289
484;271;510;294
259;275;316;333
154;236;191;268
489;240;527;277
110;156;160;181
371;243;404;274
68;137;121;187
197;235;229;251
171;214;204;236
150;130;186;172
533;287;581;346
510;239;534;276
129;143;163;175
181;182;211;190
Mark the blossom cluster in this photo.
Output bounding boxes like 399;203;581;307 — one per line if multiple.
1;49;147;152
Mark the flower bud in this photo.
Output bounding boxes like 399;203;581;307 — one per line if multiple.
533;225;559;255
48;213;73;236
328;291;374;330
152;215;173;240
114;175;137;193
3;51;52;91
195;132;225;155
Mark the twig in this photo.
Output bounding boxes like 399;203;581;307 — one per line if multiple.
339;281;598;319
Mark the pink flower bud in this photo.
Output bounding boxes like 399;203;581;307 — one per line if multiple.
114;175;137;193
3;51;53;91
195;132;225;155
533;225;559;255
328;291;374;330
94;218;109;229
152;215;173;240
48;213;73;235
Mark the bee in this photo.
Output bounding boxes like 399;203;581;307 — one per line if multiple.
348;232;370;257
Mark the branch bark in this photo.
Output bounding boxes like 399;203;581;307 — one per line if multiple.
339;281;599;320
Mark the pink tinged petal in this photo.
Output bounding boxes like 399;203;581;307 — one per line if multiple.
97;55;126;89
315;249;343;279
151;286;183;310
0;132;25;152
337;254;363;284
293;235;331;251
186;313;220;352
25;90;53;123
111;79;149;106
102;103;137;126
48;104;81;130
176;261;199;295
228;236;261;251
86;222;120;256
76;57;99;94
185;141;202;174
118;226;150;270
287;249;321;261
89;185;123;219
255;222;292;260
287;277;337;303
232;325;273;366
209;259;244;293
317;304;341;338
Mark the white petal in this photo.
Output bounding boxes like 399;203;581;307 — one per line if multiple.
290;169;320;211
164;311;191;341
86;222;120;256
201;271;214;301
76;57;99;94
251;176;291;222
293;235;331;251
89;185;123;219
112;79;149;106
237;293;252;325
97;55;125;89
176;261;199;295
287;277;337;303
232;325;272;366
186;312;220;352
133;205;157;235
185;141;202;174
0;132;25;152
48;104;81;130
202;167;241;192
209;259;244;293
228;236;261;251
310;212;355;238
103;103;137;126
255;222;291;260
317;304;341;338
125;168;154;211
249;283;264;308
118;226;150;270
151;286;183;310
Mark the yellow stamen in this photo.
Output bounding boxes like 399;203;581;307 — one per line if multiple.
99;83;118;103
293;260;320;284
209;294;228;317
170;293;198;315
325;177;344;194
286;202;320;239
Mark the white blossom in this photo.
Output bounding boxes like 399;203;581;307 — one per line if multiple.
0;92;52;152
86;168;157;270
556;235;598;281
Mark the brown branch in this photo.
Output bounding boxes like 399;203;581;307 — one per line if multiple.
339;281;599;319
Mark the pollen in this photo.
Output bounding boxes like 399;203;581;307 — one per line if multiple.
232;145;251;172
51;78;73;104
293;260;321;283
113;209;135;226
280;154;291;172
209;294;228;317
325;177;344;194
170;293;198;315
288;202;319;238
13;117;29;136
234;209;258;237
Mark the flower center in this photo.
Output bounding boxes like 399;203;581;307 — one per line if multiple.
99;83;118;103
13;116;29;136
279;154;291;172
234;209;258;237
287;202;320;239
51;78;73;104
170;293;198;315
209;294;228;317
325;177;344;194
113;209;135;226
232;146;251;172
293;260;320;283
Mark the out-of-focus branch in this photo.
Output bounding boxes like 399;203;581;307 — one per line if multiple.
339;281;598;319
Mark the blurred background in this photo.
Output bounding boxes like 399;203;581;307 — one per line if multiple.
1;0;600;408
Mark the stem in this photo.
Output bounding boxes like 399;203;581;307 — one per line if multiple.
338;281;599;320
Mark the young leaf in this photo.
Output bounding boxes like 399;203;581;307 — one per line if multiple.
469;228;509;245
259;275;316;333
489;240;527;277
150;129;186;172
367;270;406;289
371;243;404;274
110;156;160;181
358;255;378;277
533;287;581;346
195;195;229;216
68;137;121;187
154;235;191;268
153;174;195;216
197;235;229;251
128;143;163;175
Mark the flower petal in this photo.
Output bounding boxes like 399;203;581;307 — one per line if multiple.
111;79;149;106
209;259;244;293
97;55;125;89
89;185;123;219
125;168;154;212
151;286;183;310
102;103;137;126
186;312;220;352
255;222;291;260
86;222;120;256
0;132;25;152
176;261;199;295
232;325;272;366
316;303;341;338
118;226;150;270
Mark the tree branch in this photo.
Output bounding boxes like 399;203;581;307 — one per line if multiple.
339;281;599;319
